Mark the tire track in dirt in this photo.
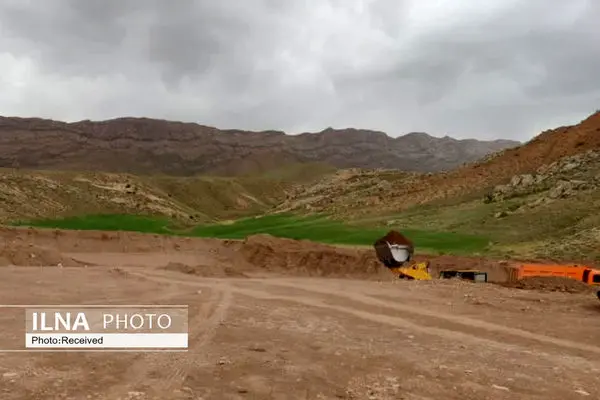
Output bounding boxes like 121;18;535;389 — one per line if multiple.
229;286;600;366
151;283;233;395
102;280;232;399
133;270;600;360
251;279;600;357
0;273;207;400
0;267;193;307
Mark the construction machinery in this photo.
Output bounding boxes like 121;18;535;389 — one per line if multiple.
372;231;600;299
508;263;600;301
373;230;432;280
373;230;486;282
507;263;600;283
439;269;488;282
373;231;431;281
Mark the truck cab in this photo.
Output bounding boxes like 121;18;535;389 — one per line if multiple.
582;268;600;285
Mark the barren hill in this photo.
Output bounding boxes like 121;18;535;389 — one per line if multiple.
273;112;600;261
0;163;336;224
0;116;518;176
278;111;600;217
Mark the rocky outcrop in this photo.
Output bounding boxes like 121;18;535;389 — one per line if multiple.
485;150;600;213
273;112;600;219
0;116;519;176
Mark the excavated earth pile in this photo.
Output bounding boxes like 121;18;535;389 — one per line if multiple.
0;227;389;278
161;261;249;278
236;234;384;278
0;241;84;267
1;227;594;292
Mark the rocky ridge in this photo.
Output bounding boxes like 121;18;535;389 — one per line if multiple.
0;116;519;176
482;149;600;261
275;111;600;218
486;150;600;205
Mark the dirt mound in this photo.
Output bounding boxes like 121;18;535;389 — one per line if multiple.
0;242;84;267
161;262;248;278
238;234;382;278
235;234;516;281
0;226;229;254
503;276;593;293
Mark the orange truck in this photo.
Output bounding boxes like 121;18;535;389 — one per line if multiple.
507;263;600;299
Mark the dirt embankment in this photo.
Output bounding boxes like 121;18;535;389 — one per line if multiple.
0;226;213;253
161;261;249;278
2;226;589;294
235;234;385;278
0;227;390;278
502;276;595;293
0;241;84;267
0;227;509;281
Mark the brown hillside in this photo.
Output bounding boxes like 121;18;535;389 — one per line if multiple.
451;111;600;184
278;111;600;216
0;116;518;176
0;165;332;224
405;111;600;204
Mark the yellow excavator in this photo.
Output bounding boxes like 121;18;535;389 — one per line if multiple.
374;231;599;303
373;231;432;280
373;230;488;282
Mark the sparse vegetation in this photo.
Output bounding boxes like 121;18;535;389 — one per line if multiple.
2;113;599;263
6;148;600;261
0;163;335;224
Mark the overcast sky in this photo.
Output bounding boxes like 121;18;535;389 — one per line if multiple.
1;0;599;141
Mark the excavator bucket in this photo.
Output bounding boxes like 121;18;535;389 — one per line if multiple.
373;230;415;268
373;231;433;280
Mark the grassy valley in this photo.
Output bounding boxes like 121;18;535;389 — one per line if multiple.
5;112;600;263
0;162;335;225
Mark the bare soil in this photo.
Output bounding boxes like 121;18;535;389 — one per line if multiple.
0;227;599;399
502;276;595;293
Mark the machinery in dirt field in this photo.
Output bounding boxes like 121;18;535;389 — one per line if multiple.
374;231;600;302
438;269;488;282
373;230;488;282
373;230;432;280
508;263;600;301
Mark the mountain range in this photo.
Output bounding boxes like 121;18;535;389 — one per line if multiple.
0;116;519;175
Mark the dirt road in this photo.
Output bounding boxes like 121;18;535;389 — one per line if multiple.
0;228;599;399
0;263;599;400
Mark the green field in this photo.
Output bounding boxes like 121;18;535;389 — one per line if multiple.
12;214;175;234
12;213;490;255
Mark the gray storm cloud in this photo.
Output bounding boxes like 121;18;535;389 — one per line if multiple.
0;0;599;140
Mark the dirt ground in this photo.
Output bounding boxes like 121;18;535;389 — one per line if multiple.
1;227;600;400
